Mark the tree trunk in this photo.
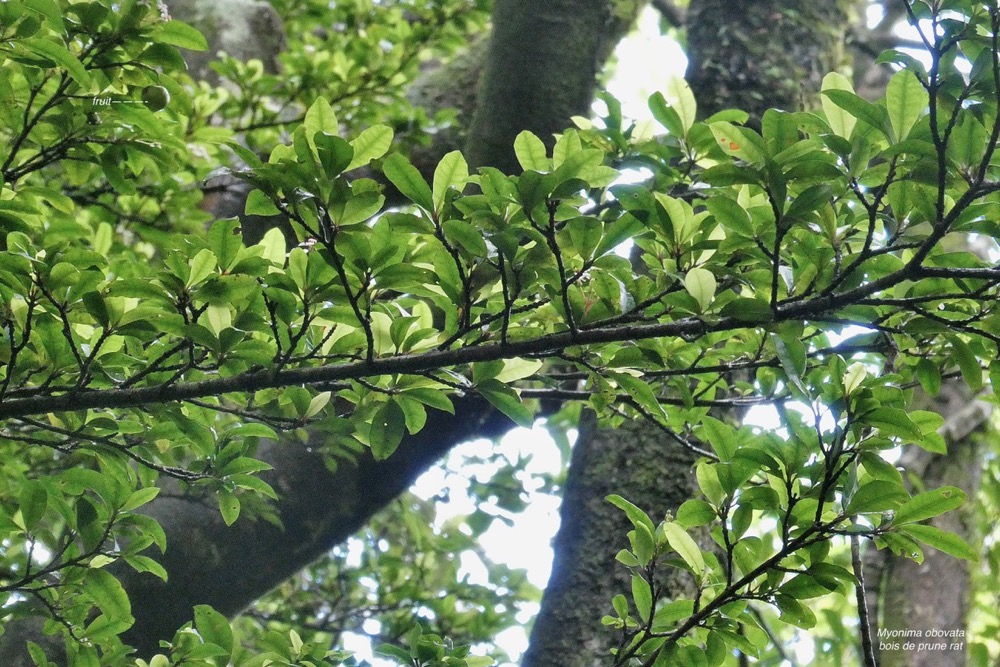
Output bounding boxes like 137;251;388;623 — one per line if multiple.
686;0;855;123
522;1;863;665
874;369;992;667
464;0;641;171
521;417;701;667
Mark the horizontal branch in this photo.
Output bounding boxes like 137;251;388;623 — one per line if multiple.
0;317;709;419
2;253;995;421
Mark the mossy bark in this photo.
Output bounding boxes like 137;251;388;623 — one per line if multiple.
522;417;701;667
166;0;285;81
685;0;857;123
465;0;642;171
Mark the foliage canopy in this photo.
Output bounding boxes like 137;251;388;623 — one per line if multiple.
1;0;1000;664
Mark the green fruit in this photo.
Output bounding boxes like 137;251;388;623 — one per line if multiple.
141;85;170;112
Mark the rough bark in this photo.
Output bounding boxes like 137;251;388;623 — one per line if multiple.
465;0;643;170
685;0;856;124
165;0;285;81
521;417;701;667
873;369;992;667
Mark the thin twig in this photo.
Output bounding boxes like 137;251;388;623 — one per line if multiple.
852;534;878;667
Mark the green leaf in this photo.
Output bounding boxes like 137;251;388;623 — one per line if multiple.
901;524;978;561
774;593;817;629
83;569;132;621
304;97;339;151
23;38;90;86
219;489;240;526
19;482;47;531
124;555;168;581
120;487;160;512
464;657;495;667
684;267;716;312
245;189;281;217
156;20;209;51
476;379;533;427
433;151;469;213
821;89;891;140
630;521;655;566
649;91;685;137
376;644;415;663
696;462;725;505
24;0;65;30
370;398;407;460
208;218;242;270
866;407;923;441
615;373;669;423
771;333;808;397
698;416;736;461
194;605;234;655
706;195;753;237
218;489;241;526
514;131;549;172
631;574;653;622
612;593;629;619
382;154;434;210
304;391;332;419
842;362;867;396
615;549;640;568
663;77;697;135
708;122;767;164
347;125;394;171
652;599;695;630
886;69;928;142
313;132;354;178
187;248;217;288
661;522;706;576
846;480;908;515
950;336;983;391
495;358;544;383
676;499;717;527
720;298;773;323
893;486;967;525
820;72;857;139
258;227;287;266
784;184;832;221
606;494;657;536
914;358;941;396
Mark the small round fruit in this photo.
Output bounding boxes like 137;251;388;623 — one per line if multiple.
141;85;170;112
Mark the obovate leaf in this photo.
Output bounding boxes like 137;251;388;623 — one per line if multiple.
156;20;209;51
347;125;394;171
514;131;549;172
820;72;857;139
886;69;928;142
846;480;908;515
432;150;469;214
370;398;407;460
382;154;434;211
684;267;716;312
